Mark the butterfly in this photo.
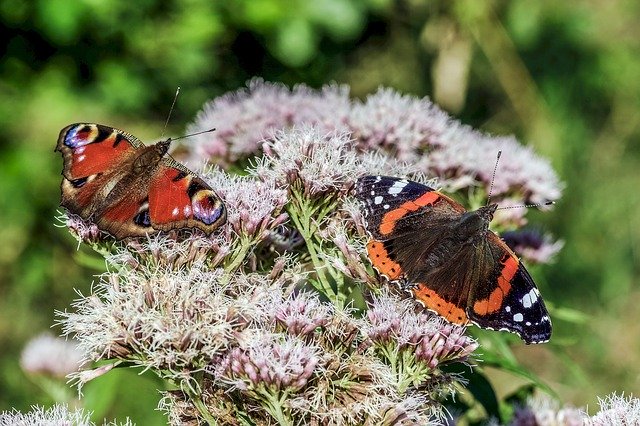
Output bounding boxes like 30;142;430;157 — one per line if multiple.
355;175;552;344
56;123;226;240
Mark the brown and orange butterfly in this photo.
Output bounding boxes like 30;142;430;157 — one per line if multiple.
355;175;552;344
56;123;226;240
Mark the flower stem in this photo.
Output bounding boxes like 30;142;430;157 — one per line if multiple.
222;235;253;276
287;188;346;307
257;387;292;426
191;393;218;425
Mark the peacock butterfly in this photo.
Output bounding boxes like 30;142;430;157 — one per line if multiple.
56;123;226;240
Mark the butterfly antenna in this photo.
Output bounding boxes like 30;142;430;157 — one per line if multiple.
161;86;181;138
172;127;217;141
486;150;502;206
496;201;555;210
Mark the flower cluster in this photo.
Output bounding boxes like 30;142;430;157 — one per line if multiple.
59;241;476;424
189;79;562;211
0;404;132;426
506;393;640;425
186;79;350;164
52;80;564;425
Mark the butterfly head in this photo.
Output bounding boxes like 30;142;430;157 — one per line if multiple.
459;204;498;240
156;138;172;156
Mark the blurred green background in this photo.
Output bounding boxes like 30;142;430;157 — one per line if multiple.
1;0;638;423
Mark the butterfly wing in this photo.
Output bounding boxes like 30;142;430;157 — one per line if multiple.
355;175;473;322
147;158;226;234
466;232;552;344
56;123;143;218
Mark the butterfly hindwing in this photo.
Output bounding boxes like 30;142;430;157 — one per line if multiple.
148;161;225;233
467;233;552;344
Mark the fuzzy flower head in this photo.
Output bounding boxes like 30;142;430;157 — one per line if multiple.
218;334;321;393
0;404;133;426
254;125;361;197
272;290;334;337
186;79;351;164
363;291;477;369
58;211;107;245
348;87;451;161
588;393;640;425
58;258;273;387
20;333;84;379
204;168;289;240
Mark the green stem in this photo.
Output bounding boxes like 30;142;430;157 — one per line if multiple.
287;188;349;307
190;393;218;425
258;388;292;426
222;235;253;278
287;199;335;300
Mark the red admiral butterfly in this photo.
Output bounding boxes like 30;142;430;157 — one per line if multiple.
355;176;552;344
56;123;226;240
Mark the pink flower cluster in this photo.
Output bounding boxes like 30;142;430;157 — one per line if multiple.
187;79;562;206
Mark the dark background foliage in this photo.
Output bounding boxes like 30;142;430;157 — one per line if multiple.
1;0;638;423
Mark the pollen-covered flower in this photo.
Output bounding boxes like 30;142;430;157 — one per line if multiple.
186;79;351;164
20;333;84;378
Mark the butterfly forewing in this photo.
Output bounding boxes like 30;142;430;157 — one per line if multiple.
467;233;552;343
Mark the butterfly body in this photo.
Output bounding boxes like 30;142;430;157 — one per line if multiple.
355;175;551;344
56;123;226;240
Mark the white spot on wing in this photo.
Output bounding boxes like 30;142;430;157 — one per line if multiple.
383;204;390;209
522;289;538;308
77;155;86;162
374;196;383;205
388;181;407;196
172;207;179;216
513;313;524;322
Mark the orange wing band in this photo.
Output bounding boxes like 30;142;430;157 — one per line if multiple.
366;240;404;280
379;192;440;235
412;284;468;324
472;256;518;316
